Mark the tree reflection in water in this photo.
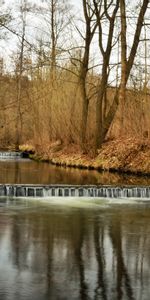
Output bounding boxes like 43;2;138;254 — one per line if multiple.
0;201;150;300
1;159;150;185
109;219;135;300
94;218;107;300
74;213;89;300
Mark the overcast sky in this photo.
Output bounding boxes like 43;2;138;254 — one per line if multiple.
1;0;149;86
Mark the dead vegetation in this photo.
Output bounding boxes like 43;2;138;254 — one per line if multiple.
20;137;150;175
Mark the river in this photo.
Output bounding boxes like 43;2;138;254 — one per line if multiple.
1;159;150;185
0;158;150;299
0;198;150;299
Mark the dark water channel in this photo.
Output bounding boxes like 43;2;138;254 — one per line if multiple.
1;159;150;185
0;198;150;300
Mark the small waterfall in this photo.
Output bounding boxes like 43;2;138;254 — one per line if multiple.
0;152;22;159
0;184;150;199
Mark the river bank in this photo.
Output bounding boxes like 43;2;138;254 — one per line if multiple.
19;137;150;176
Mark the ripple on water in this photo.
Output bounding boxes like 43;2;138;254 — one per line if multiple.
0;197;150;300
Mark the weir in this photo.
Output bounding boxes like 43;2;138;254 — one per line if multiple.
0;152;22;159
0;184;150;198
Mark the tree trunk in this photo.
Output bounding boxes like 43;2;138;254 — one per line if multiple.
94;0;149;152
95;74;107;150
119;0;127;134
16;3;26;150
70;0;97;149
93;0;119;152
51;0;56;81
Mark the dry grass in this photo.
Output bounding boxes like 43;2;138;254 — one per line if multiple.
20;137;150;175
1;72;150;149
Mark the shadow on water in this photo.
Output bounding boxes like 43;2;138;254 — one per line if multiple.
0;200;150;299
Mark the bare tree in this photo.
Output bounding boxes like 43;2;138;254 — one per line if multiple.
15;0;27;149
93;0;119;151
36;0;72;79
70;0;99;148
94;0;149;151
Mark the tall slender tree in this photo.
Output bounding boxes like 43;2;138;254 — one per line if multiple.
15;0;28;149
72;0;99;148
94;0;149;151
93;0;119;150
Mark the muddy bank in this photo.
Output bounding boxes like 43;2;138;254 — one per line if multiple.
19;138;150;176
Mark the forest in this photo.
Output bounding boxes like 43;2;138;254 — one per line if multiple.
0;0;150;173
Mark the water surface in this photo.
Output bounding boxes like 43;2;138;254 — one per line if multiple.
1;159;150;185
0;198;150;300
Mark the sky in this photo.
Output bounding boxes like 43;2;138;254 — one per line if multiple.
0;0;83;70
0;0;149;87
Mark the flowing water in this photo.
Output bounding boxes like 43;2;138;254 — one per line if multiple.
0;155;150;299
0;198;150;300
